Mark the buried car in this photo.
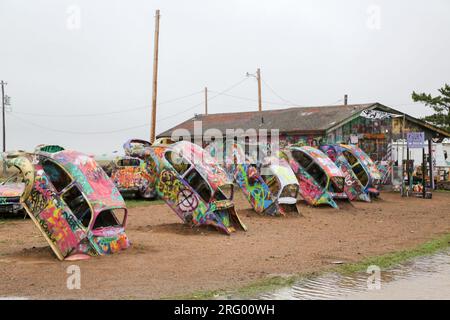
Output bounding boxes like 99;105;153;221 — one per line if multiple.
339;144;382;197
210;141;300;216
0;181;25;214
105;155;156;199
319;144;370;202
281;146;346;208
6;145;130;261
128;139;247;234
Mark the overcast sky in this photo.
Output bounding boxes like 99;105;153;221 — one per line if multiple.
1;0;449;156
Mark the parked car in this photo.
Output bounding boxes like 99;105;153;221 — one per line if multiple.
339;144;382;197
319;144;370;202
5;145;130;260
104;155;156;199
281;146;346;208
128;139;247;234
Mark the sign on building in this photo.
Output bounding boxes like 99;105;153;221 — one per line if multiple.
407;132;425;149
360;109;391;120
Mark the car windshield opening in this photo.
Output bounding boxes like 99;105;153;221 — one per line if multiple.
42;159;72;192
292;150;314;169
62;185;92;228
165;151;191;175
343;150;358;166
215;184;233;200
118;158;140;167
353;164;369;186
184;169;212;203
262;174;281;196
307;163;328;189
93;208;125;229
280;184;299;198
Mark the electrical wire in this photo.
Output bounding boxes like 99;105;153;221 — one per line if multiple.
156;77;250;122
7;78;250;134
261;79;300;106
207;90;287;106
9;113;149;135
11;90;203;118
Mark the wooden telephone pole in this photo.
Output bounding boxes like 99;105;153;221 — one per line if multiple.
150;9;161;143
256;68;262;112
1;81;6;175
204;87;208;115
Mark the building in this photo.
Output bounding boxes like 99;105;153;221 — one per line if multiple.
158;102;450;163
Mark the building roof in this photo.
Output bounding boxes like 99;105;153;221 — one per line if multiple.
157;103;450;139
158;103;376;138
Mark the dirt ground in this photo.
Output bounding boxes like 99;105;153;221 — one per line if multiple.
0;191;449;299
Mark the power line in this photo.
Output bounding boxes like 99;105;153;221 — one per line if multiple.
261;78;300;106
11;90;203;118
9;113;149;135
157;77;250;122
207;90;287;106
7;78;250;134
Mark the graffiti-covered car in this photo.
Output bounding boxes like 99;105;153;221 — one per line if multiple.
0;181;24;214
281;146;346;208
6;145;130;261
210;142;300;216
105;156;156;199
319;145;370;202
339;144;382;197
129;139;247;234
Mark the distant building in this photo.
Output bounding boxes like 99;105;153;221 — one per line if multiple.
158;102;450;162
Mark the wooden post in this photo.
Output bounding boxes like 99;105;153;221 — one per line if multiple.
204;87;208;115
150;9;161;143
1;81;6;175
422;147;426;198
428;139;434;189
257;68;262;112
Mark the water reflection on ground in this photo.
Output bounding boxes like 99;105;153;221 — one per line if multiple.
255;250;450;300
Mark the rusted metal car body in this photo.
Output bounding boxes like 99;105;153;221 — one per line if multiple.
281;146;346;208
6;145;130;260
127;139;247;235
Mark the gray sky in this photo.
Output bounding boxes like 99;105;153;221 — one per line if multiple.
1;0;449;156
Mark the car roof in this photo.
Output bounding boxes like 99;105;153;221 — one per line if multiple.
165;141;232;190
42;149;125;213
290;146;344;178
263;157;299;187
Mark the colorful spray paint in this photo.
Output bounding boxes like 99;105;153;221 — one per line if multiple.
126;139;247;235
6;146;130;261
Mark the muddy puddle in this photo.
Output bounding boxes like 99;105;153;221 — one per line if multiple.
241;250;450;300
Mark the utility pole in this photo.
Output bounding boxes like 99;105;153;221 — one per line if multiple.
257;68;262;112
1;81;6;175
204;87;208;115
150;9;161;143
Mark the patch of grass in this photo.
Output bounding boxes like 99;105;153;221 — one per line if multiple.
435;189;450;193
165;233;450;300
125;199;165;208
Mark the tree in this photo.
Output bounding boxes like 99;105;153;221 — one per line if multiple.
412;83;450;133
